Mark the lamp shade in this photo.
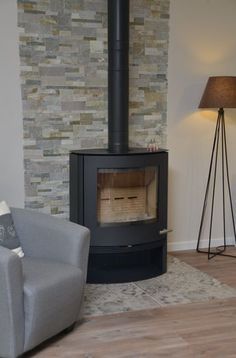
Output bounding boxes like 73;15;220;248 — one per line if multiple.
199;76;236;108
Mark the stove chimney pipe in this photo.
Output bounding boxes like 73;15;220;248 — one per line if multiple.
108;0;129;153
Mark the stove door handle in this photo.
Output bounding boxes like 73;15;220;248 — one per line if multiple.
159;228;173;235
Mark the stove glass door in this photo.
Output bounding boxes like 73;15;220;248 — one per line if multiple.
97;166;158;226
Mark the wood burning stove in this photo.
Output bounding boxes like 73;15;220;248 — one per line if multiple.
69;0;169;283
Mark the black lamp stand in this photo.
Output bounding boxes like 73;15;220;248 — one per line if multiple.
196;108;236;259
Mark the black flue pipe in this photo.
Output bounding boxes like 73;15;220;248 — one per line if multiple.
108;0;129;153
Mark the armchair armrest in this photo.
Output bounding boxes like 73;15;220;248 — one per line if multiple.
11;208;90;282
0;246;24;358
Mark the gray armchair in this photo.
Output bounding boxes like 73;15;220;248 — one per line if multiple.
0;208;90;358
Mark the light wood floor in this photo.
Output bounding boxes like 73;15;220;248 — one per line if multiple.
26;249;236;358
174;248;236;288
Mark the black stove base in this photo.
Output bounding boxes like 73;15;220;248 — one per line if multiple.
87;239;167;283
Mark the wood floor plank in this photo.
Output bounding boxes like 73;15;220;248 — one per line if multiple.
172;248;236;287
26;250;236;357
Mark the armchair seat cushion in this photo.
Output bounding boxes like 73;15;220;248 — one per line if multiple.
22;257;83;352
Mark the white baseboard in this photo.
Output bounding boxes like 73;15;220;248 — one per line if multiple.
168;237;235;252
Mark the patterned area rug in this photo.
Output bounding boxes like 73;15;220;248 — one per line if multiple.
84;255;236;317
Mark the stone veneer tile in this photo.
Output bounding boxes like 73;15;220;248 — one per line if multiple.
18;0;170;217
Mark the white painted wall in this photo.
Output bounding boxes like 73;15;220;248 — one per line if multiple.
167;0;236;251
0;0;24;207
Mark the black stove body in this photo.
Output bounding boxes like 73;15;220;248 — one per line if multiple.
70;0;168;283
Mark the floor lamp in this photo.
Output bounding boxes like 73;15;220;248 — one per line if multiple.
196;76;236;259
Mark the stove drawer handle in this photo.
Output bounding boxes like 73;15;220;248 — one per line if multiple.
159;229;173;235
